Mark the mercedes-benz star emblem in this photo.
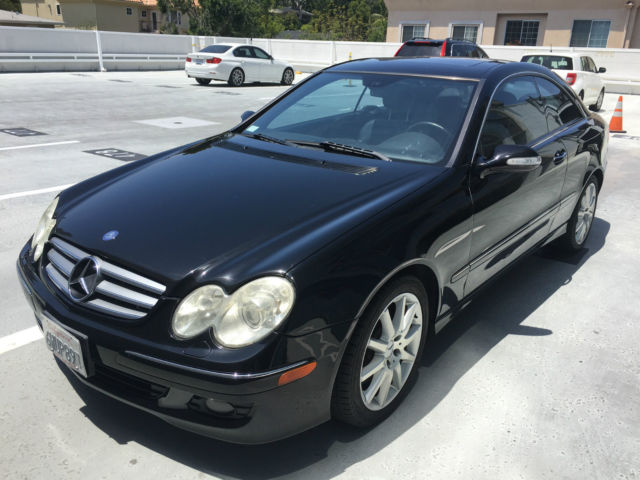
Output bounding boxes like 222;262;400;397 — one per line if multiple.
68;256;101;302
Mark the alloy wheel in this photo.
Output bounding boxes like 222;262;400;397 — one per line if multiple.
283;69;294;85
231;69;244;87
359;292;422;411
575;183;597;245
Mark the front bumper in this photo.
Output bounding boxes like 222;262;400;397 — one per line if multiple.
17;242;348;444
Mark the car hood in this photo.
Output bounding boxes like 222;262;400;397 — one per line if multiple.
55;135;445;293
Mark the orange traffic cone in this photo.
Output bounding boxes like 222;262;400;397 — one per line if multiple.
609;96;626;133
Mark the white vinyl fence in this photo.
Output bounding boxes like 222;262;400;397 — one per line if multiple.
1;25;639;92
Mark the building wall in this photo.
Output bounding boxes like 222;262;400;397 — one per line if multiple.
21;0;63;22
59;2;97;29
385;0;638;48
94;1;139;32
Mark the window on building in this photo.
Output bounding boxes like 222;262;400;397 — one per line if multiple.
504;20;539;46
401;24;426;42
177;12;181;24
452;25;479;43
141;10;147;17
126;7;132;15
56;4;60;15
570;20;610;47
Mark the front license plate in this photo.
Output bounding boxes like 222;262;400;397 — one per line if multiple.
42;316;88;378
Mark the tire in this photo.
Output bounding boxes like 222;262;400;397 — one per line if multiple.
195;78;211;86
558;177;599;251
589;88;605;112
281;68;294;86
332;276;429;427
228;68;244;87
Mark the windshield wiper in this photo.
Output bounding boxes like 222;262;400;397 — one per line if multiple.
286;140;392;162
241;132;293;146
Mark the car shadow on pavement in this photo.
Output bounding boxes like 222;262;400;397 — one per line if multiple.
61;218;610;479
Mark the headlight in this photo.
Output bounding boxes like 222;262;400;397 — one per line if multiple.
31;196;59;262
172;277;295;348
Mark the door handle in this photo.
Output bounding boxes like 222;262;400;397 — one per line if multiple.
553;150;567;164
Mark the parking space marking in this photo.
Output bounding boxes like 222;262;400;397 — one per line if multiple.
84;148;146;161
0;140;80;152
0;127;47;137
0;326;42;355
0;184;73;201
135;116;219;129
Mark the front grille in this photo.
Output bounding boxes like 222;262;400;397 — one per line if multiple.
43;236;166;320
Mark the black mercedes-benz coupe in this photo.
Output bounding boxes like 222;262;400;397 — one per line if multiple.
17;57;607;444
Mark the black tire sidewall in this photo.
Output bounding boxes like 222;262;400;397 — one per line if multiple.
332;276;430;427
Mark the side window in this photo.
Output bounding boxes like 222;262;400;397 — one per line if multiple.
479;76;547;158
451;44;471;57
252;47;270;60
233;47;253;58
535;77;583;130
586;57;597;73
580;57;589;72
476;48;488;59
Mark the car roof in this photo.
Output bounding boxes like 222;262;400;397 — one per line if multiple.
327;57;520;80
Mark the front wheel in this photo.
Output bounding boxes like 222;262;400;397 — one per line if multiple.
281;68;294;85
558;177;599;251
195;78;211;86
228;68;244;87
590;89;605;112
332;276;429;427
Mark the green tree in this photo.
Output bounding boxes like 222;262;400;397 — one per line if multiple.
0;0;21;12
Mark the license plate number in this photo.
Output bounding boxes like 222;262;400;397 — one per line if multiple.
42;316;88;378
195;59;203;64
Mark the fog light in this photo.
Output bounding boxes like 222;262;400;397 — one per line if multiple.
205;398;235;414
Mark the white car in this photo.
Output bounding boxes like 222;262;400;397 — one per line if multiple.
185;44;295;87
520;53;606;111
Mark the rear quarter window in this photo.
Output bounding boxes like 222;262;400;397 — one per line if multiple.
522;55;573;70
200;45;231;54
396;43;442;57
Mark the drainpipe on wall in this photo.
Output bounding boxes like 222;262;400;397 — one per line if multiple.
624;5;639;48
623;1;636;48
95;30;106;72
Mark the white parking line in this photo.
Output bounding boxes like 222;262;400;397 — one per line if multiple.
0;326;42;355
0;140;80;152
0;184;73;202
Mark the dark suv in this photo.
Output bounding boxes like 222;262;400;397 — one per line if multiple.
395;37;489;58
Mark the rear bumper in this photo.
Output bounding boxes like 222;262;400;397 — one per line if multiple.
17;242;346;444
185;64;228;80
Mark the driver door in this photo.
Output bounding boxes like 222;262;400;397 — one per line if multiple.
465;75;567;294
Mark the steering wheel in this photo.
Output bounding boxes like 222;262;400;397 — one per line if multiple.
407;121;453;149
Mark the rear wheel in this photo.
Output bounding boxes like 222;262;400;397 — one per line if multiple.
332;276;429;427
281;68;294;86
590;88;604;112
195;78;211;86
228;68;244;87
558;177;599;251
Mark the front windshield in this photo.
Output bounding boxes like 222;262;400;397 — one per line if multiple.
241;72;477;165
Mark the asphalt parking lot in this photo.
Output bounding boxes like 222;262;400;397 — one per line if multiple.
1;70;639;480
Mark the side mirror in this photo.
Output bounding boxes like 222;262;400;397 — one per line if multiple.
476;145;541;179
240;110;255;122
598;67;606;73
